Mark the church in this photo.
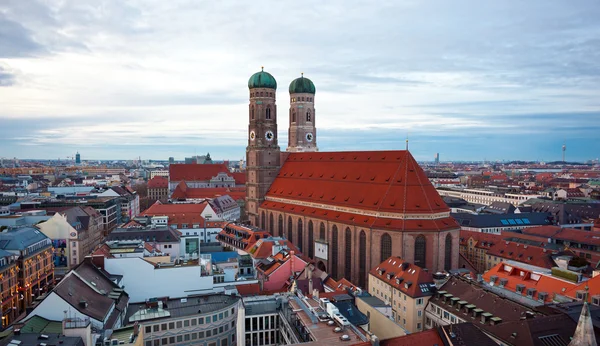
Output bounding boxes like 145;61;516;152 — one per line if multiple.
245;68;460;287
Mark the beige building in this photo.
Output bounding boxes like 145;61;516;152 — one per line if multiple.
356;295;407;340
368;256;436;333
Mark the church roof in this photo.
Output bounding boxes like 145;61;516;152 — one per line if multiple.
262;150;458;231
169;163;230;182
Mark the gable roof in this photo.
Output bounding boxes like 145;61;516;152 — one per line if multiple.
266;151;450;215
169;163;230;182
369;256;435;298
147;176;168;189
141;201;215;227
486;242;557;269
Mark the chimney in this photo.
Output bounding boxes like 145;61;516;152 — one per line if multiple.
290;251;295;278
133;321;139;336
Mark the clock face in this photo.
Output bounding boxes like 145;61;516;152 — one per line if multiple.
306;132;314;142
70;232;77;238
250;131;256;141
265;130;274;141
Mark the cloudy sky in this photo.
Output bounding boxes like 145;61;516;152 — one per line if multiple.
1;0;599;162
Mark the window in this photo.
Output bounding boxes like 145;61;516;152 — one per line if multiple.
213;315;218;322
198;317;204;324
176;321;182;328
345;227;352;279
415;235;426;268
319;222;325;240
298;218;303;251
306;109;311;122
251;107;255;120
292;110;296;123
443;311;449;319
269;213;274;235
418;310;422;317
359;230;367;288
417;323;422;330
145;326;151;334
161;323;167;331
416;298;424;305
169;322;175;329
381;233;392;263
287;216;293;241
278;215;283;237
331;226;339;278
266;107;271;120
308;221;314;258
184;320;189;327
445;234;453;270
177;336;183;342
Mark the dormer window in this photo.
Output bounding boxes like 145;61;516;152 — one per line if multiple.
516;284;525;294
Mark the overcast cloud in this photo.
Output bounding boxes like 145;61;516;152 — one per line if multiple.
1;0;599;161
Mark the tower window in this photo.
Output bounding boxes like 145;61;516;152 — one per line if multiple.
306;110;311;122
266;107;271;120
251;107;255;120
292;110;296;123
260;92;263;97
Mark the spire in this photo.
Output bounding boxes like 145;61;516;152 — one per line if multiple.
261;66;264;72
568;299;597;345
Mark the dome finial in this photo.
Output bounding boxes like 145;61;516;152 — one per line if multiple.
301;72;304;77
261;66;264;71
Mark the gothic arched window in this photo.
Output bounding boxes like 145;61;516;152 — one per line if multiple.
319;223;325;240
306;109;311;122
292;110;296;123
445;234;453;271
278;215;283;237
266;107;271;120
359;230;366;288
345;228;352;279
269;213;274;235
261;211;265;230
331;226;338;279
380;233;392;263
251;106;255;120
415;235;427;268
297;219;303;251
308;221;314;258
287;216;293;241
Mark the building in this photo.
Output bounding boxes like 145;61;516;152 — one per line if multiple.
437;187;544;206
355;295;408;340
0;209;51;228
244;69;460;287
0;249;19;328
169;163;244;193
22;259;130;332
148;169;169;179
97;186;140;221
147;176;169;202
255;249;309;291
0;227;54;314
368;256;435;333
124;294;241;346
453;212;551;234
37;206;104;276
107;224;181;260
75;152;81;165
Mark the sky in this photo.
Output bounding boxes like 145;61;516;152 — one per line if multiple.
1;1;599;162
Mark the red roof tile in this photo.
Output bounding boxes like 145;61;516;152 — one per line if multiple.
486;242;557;269
379;329;443;346
171;182;246;201
483;262;576;303
141;201;214;227
521;225;562;238
234;283;261;296
231;172;246;185
265;151;450;215
169;163;230;182
370;256;434;298
562;273;600;302
553;227;600;247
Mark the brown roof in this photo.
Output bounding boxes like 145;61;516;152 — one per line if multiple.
520;225;563;238
265;151;452;216
171;182;246;201
369;256;434;298
378;329;444;346
147;176;168;189
141;201;221;227
169;163;230;182
487;314;575;346
486;242;557;269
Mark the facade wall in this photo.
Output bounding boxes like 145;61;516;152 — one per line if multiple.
368;274;429;333
355;297;407;340
259;208;459;285
0;262;19;328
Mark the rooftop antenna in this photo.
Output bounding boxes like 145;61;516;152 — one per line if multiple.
405;134;409;151
562;141;566;163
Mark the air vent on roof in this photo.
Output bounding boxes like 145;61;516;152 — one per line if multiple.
356;175;361;180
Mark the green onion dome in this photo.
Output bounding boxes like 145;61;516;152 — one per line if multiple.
289;73;315;94
248;67;277;90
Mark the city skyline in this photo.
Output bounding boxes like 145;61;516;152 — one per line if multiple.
1;1;599;161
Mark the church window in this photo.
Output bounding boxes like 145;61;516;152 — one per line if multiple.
306;110;311;122
261;212;265;230
269;213;274;235
331;226;338;279
251;107;254;120
345;228;352;279
415;235;427;268
266;107;271;120
445;234;453;271
308;221;314;258
319;223;325;240
381;233;392;263
298;219;303;251
292;110;296;123
359;230;366;288
260;92;263;97
288;216;293;241
278;215;283;237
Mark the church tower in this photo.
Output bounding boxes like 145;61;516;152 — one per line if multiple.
246;68;281;226
287;74;318;152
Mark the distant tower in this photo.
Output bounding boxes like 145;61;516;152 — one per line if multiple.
562;142;566;163
168;157;174;164
435;153;440;165
287;73;318;152
75;152;81;165
246;67;281;226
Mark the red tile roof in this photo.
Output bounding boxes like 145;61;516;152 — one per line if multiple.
231;172;246;185
369;256;434;298
245;238;300;259
521;225;563;238
379;329;443;346
459;230;501;249
234;283;261;297
141;201;222;227
169;163;230;182
554;227;600;247
482;262;576;303
486;242;557;269
171;182;246;201
265;151;450;216
147;176;168;189
562;273;600;302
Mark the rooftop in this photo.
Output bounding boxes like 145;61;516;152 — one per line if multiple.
370;256;435;298
125;294;239;323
